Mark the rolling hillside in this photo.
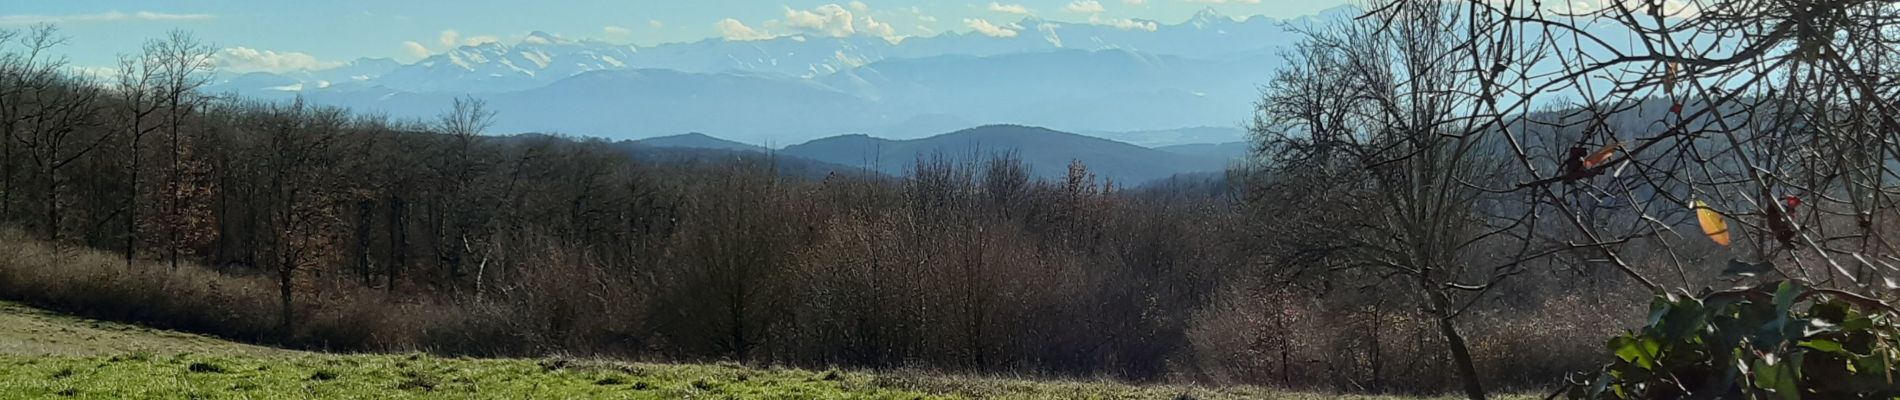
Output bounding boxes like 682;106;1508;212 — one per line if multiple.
496;133;868;181
633;133;767;152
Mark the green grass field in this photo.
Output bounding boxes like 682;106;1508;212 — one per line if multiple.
0;301;1528;399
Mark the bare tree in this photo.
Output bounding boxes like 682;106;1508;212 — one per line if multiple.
7;26;109;249
432;96;495;288
151;30;215;269
0;25;69;232
113;36;166;265
1253;2;1524;398
253;98;345;334
1256;0;1900;395
1382;0;1900;291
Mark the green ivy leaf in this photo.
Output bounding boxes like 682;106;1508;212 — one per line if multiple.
1646;296;1707;341
1840;314;1873;332
1612;335;1662;370
1752;352;1803;400
1755;281;1805;346
1773;281;1800;316
1569;281;1900;399
1799;339;1845;354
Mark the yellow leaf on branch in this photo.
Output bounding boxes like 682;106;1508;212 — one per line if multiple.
1694;200;1730;246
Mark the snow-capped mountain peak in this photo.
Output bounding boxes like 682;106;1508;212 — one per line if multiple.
1189;7;1234;29
213;11;1299;95
368;33;642;92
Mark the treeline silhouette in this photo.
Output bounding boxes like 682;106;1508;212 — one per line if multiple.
0;26;1638;394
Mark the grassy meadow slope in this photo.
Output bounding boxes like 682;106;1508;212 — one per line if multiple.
0;301;1524;399
0;232;1534;399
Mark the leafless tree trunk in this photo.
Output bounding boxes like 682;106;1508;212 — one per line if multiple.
114;38;167;265
152;30;213;270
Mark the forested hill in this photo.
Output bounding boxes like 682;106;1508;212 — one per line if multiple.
780;125;1226;184
589;125;1239;185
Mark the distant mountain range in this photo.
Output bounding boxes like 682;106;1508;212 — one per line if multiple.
620;125;1246;184
1155;142;1251;161
203;7;1362;146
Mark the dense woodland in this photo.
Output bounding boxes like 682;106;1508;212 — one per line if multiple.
4;0;1900;397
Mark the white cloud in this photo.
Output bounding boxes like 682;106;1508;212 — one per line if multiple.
1561;0;1699;16
438;30;461;48
461;35;500;46
987;3;1033;15
783;4;858;37
1090;16;1157;31
774;4;907;42
1063;1;1107;14
649;19;666;29
434;30;499;48
66;65;118;79
214;47;342;73
1125;0;1148;5
902;6;939;23
401;41;431;59
964;18;1018;38
129;11;214;21
715;18;772;41
0;11;214;26
402;29;501;61
861;16;898;39
713;4;911;43
1180;0;1260;4
604;25;633;37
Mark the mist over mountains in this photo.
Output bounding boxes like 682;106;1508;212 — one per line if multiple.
204;7;1351;146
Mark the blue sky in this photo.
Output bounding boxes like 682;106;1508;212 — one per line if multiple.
2;0;1348;72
